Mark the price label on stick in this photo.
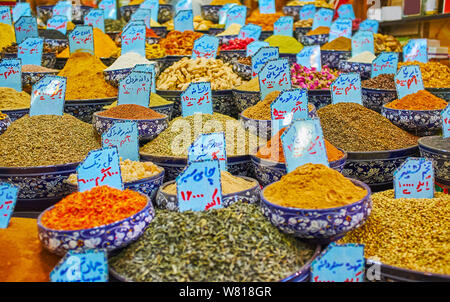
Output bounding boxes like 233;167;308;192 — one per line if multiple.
181;82;212;117
352;30;374;57
300;4;316;20
443;104;450;138
133;63;156;93
118;71;152;107
69;25;94;55
331;73;362;105
188;132;227;171
259;0;275;14
328;18;352;42
102;121;139;161
29;75;66;116
394;157;434;199
175;0;192;13
77;147;123;192
225;5;247;29
0;6;12;25
47;15;68;35
176;160;223;212
12;2;31;23
403;39;428;63
84;9;105;32
394;65;424;99
14;16;38;44
99;0;117;20
191;35;219;59
312;8;333;30
251;46;279;78
246;41;269;57
311;243;365;282
140;0;159;22
50;250;108;282
274;16;294;37
121;25;146;57
131;8;152;29
0;58;22;92
17;37;43;66
281;118;329;172
296;45;321;71
371;52;399;78
53;1;72;21
271;88;309;136
258;58;292;100
174;10;194;32
359;19;379;33
123;20;145;33
337;4;355;20
0;183;18;229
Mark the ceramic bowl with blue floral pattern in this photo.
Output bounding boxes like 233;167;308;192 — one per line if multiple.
37;5;91;23
64;97;116;123
2;52;56;69
283;5;303;21
0;114;11;135
152;26;168;38
217;35;238;45
426;87;450;102
304;89;332;109
103;68;133;87
120;4;173;23
151;103;174;120
208;27;226;36
361;87;397;113
1;108;29;122
260;31;274;40
339;61;371;80
201;5;222;23
44;39;68;54
294;27;311;41
22;71;59;94
280;53;298;66
300;34;329;46
321;50;351;70
418;136;450;186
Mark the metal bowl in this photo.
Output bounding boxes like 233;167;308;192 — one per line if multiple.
22;71;59;94
361;87;397;113
232;62;251;81
339;61;372;80
64;97;116;123
321;50;351;69
418;136;450;186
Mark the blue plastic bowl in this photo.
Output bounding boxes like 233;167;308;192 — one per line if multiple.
232;62;251;81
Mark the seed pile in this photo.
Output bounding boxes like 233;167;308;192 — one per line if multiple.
362;74;395;90
398;61;450;88
0;88;30;110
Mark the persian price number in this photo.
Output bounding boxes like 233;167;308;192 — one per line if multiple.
271;88;309;136
12;2;31;22
259;0;275;14
238;24;262;40
0;58;22;92
443;104;450;138
29;75;66;116
403;39;428;63
394;65;424;99
371;52;399;78
251;46;279;78
50;250;108;282
99;0;117;20
330;73;362;105
121;25;146;57
337;4;355;20
359;19;379;33
14;16;38;44
246;41;269;57
274;16;294;37
69;25;94;55
118;71;152;107
47;15;68;35
0;183;18;229
328;18;352;42
188;132;227;171
296;45;321;71
133;63;156;93
0;6;12;25
300;4;316;20
281;118;328;173
102;121;139;162
191;35;219;59
140;0;159;22
225;5;247;29
311;243;365;282
131;8;152;29
17;37;43;66
351;30;374;57
312;8;333;30
394;157;434;199
76;147;123;192
258;58;291;100
181;82;212;117
174;10;194;32
84;9;105;33
52;1;72;21
176;160;223;212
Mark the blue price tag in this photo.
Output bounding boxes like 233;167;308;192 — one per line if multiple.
0;58;22;92
53;1;72;21
329;18;352;42
84;9;105;33
77;147;123;192
218;4;237;25
359;19;379;33
258;58;292;100
17;37;43;66
133;63;156;93
296;45;321;71
121;25;146;57
99;0;117;20
29;75;66;116
191;35;219;59
274;16;294;37
238;23;262;40
271;88;309;136
371;52;399;78
12;2;31;23
394;157;434;199
47;15;68;35
442;104;450;138
0;6;12;25
225;5;247;29
14;16;38;44
174;10;194;32
188;132;227;171
246;41;269;57
403;39;428;63
140;0;159;22
131;8;152;29
0;183;18;229
351;30;374;57
300;4;316;20
331;73;362;105
312;8;333;30
102;121;139;162
123;20;145;33
337;4;355;20
50;250;108;282
176;160;223;212
394;65;424;99
181;82;212;117
69;25;94;55
281;118;328;172
311;243;365;282
251;46;279;78
118;71;152;107
175;0;192;13
259;0;275;14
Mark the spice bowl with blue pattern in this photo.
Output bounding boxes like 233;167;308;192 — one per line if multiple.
300;34;329;46
338;61;371;80
304;89;332;109
260;178;372;242
103;68;133;87
294;27;312;41
208;27;225;36
362;87;397;113
22;70;59;94
1;108;29;122
64;97;116;123
201;5;222;22
120;5;141;22
279;53;298;66
233;89;260;112
233;62;251;81
151;103;174;120
218;49;246;64
283;5;303;20
426;87;450;102
37;195;155;256
44;38;69;54
2;52;57;69
152;26;168;38
0;114;11;135
36;5;54;24
321;50;351;70
260;31;274;40
418;136;450;187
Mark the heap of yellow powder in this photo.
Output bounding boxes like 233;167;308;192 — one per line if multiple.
263;163;367;209
57;28;119;58
0;23;15;51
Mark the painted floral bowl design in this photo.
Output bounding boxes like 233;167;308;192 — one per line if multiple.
217;35;238;45
151;103;174;120
36;5;54;24
283;5;303;21
120;4;173;23
294;27;312;41
280;53;298;66
92;112;169;142
233;62;251;81
0;114;11;135
418;136;450;186
341;145;420;188
201;5;222;22
321;50;351;70
362;87;397;113
260;31;274;40
233;89;260;112
426;87;450;102
44;38;69;54
139;153;253;181
161;55;189;72
251;148;348;187
381;105;443;137
22;71;59;94
208;27;225;36
218;49;246;64
55;57;115;70
260;178;372;241
103;68;133;87
64;97;116;123
152;26;168;38
304;89;332;109
2;52;56;69
1;108;29;122
36;5;91;23
339;61;372;80
154;176;261;211
300;34;329;46
37;196;155;256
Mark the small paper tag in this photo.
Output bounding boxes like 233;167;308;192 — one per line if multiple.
123;20;146;33
403;39;428;63
176;160;223;212
0;6;12;25
84;9;105;33
359;19;379;33
0;183;19;229
52;1;72;21
175;0;192;13
296;45;321;71
271;88;309;136
225;5;247;29
14;16;38;44
174;9;194;32
121;25;146;57
371;52;399;78
50;250;108;282
258;58;292;100
274;16;294;37
69;25;94;55
12;2;31;23
218;4;236;25
188;132;227;171
17;37;43;66
337;4;355;20
246;41;269;57
351;30;374;57
312;8;333;30
443;103;450;138
140;0;159;22
0;58;22;92
394;65;424;99
300;4;316;20
133;63;156;93
259;0;276;14
29;75;66;116
99;0;117;20
47;15;68;35
328;18;352;42
238;23;262;40
251;46;279;78
131;8;152;29
394;157;434;199
118;71;152;107
191;35;219;59
331;73;362;105
102;121;139;161
181;82;213;117
77;147;123;192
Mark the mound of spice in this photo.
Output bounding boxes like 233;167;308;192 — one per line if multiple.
246;11;284;31
264;163;367;209
294;19;313;28
0;114;100;167
217;23;242;36
159;30;203;56
38;28;66;40
104;51;153;71
288;0;333;8
105;19;127;32
362;74;395;90
306;26;330;36
340;190;450;275
264;35;303;53
0;23;15;51
104;94;173;109
321;36;351;51
0;87;30;110
317;103;418;152
256;128;344;163
374;33;402;52
291;64;340;90
57;28;119;58
384;89;448;110
97;104;164;119
109;202;315;282
220;37;254;50
236;77;260;91
57;52;118;100
347;51;376;63
0;218;61;282
398;61;450;88
41;186;148;230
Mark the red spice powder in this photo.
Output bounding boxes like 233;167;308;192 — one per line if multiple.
97;104;164;119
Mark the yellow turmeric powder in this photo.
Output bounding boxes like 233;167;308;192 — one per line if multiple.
57;28;119;58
